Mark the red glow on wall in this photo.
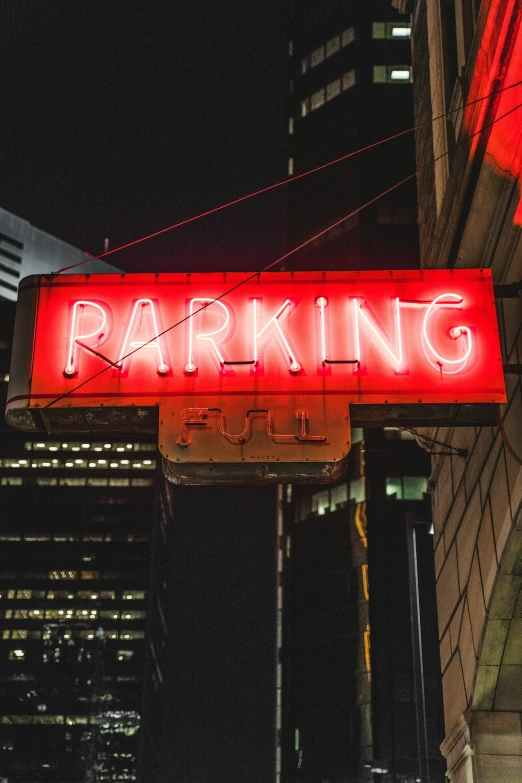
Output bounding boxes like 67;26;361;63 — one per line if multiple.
463;0;522;225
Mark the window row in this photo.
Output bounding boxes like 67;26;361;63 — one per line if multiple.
373;65;412;83
372;21;411;39
0;589;145;600
295;478;365;522
0;534;149;543
5;630;145;649
25;440;156;452
0;570;129;580
301;27;355;74
0;712;139;726
301;70;356;117
1;477;155;488
1;457;155;469
2;609;146;620
385;476;428;500
5;635;139;656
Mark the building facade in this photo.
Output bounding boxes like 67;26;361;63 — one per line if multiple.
406;0;522;780
280;3;446;781
0;215;162;782
0;208;119;302
285;0;418;272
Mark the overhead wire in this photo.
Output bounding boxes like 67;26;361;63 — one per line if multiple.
54;78;522;275
44;96;522;410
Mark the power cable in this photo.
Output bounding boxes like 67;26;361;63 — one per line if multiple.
400;428;468;457
54;78;522;275
44;97;522;410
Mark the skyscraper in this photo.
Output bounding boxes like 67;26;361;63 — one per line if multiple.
0;213;160;782
0;208;119;302
285;0;418;273
278;3;445;781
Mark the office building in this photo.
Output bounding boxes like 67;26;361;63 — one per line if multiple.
278;2;446;781
285;0;418;272
0;213;161;782
406;0;522;779
0;207;119;302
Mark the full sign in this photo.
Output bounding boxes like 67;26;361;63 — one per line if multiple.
6;270;505;483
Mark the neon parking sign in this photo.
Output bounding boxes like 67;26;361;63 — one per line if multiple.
6;270;505;483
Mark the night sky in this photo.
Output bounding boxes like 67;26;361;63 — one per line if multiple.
2;0;287;270
2;2;286;781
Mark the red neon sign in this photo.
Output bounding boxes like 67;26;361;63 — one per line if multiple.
6;270;505;479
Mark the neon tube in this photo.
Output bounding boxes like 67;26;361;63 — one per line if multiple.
64;301;107;377
253;298;301;373
422;294;472;374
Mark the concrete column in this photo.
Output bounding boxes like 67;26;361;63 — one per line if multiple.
469;711;522;782
441;714;474;782
441;711;522;782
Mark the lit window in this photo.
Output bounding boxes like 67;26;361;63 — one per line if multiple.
391;69;411;81
288;158;294;176
288;117;294;135
118;650;134;661
330;483;348;510
109;478;130;487
0;715;65;725
300;99;309;117
48;570;78;580
326;78;341;102
404;476;429;500
373;65;412;83
121;611;146;620
123;591;145;600
392;26;411;37
311;88;325;111
326;35;340;57
372;21;411;39
385;476;428;500
351;428;364;444
131;478;154;487
310;45;325;67
341;27;355;46
385;477;403;498
349;476;366;504
288;39;293;56
342;70;356;91
311;489;329;516
10;649;25;661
